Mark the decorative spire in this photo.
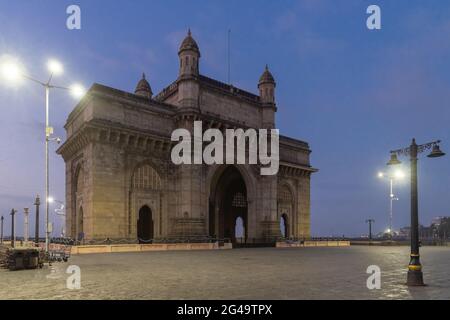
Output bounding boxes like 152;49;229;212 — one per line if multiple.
258;64;276;104
179;28;200;56
258;64;275;86
135;72;152;99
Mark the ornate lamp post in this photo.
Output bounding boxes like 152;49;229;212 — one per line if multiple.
10;209;16;248
34;195;41;246
387;138;445;286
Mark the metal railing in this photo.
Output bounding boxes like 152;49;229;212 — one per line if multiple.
50;237;232;246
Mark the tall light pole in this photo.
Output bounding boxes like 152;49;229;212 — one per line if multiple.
387;138;445;286
378;170;404;238
1;57;85;253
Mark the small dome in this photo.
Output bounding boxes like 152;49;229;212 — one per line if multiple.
179;29;200;56
258;65;276;86
135;73;152;98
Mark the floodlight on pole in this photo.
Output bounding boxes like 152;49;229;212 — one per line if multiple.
0;54;86;253
47;59;64;76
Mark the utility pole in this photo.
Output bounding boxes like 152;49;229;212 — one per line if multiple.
227;29;231;85
366;219;375;240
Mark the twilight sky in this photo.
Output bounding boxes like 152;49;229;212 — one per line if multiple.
0;0;449;238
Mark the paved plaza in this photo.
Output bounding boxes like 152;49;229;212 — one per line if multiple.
1;246;450;300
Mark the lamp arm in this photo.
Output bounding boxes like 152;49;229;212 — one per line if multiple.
22;74;46;86
390;140;441;157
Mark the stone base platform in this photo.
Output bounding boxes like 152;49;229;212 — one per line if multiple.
71;242;233;255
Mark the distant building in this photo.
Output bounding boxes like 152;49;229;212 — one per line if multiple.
431;216;449;227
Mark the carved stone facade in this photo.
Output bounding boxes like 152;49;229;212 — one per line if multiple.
57;31;317;243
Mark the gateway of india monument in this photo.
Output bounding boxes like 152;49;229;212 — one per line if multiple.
57;30;318;244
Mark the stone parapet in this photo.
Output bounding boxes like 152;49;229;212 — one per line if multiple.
71;242;232;255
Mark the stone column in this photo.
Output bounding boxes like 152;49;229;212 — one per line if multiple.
23;208;29;244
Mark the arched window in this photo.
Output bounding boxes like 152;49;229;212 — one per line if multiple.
278;185;293;203
132;164;161;190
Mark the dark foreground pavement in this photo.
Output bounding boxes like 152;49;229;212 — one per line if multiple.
1;246;449;299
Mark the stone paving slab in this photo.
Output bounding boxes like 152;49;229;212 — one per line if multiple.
1;246;449;299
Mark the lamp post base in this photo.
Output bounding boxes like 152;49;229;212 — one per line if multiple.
407;269;425;286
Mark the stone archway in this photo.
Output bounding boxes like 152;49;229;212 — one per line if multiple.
137;205;153;243
209;166;248;243
130;163;161;240
278;184;295;238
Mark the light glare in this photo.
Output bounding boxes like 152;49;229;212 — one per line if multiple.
394;170;405;179
47;196;54;203
47;59;63;75
0;55;23;85
70;83;86;98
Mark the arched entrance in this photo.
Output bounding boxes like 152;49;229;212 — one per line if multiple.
209;166;248;243
280;214;288;238
137;205;153;243
72;165;84;239
235;216;245;243
131;164;161;240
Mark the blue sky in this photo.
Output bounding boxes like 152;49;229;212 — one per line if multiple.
0;0;449;237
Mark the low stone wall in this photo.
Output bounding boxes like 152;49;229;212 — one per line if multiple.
71;242;233;255
276;240;351;248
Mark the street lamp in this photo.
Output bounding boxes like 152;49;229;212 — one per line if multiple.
377;169;404;239
0;56;86;253
387;138;445;286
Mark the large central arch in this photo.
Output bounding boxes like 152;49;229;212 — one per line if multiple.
137;205;153;242
209;166;248;243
